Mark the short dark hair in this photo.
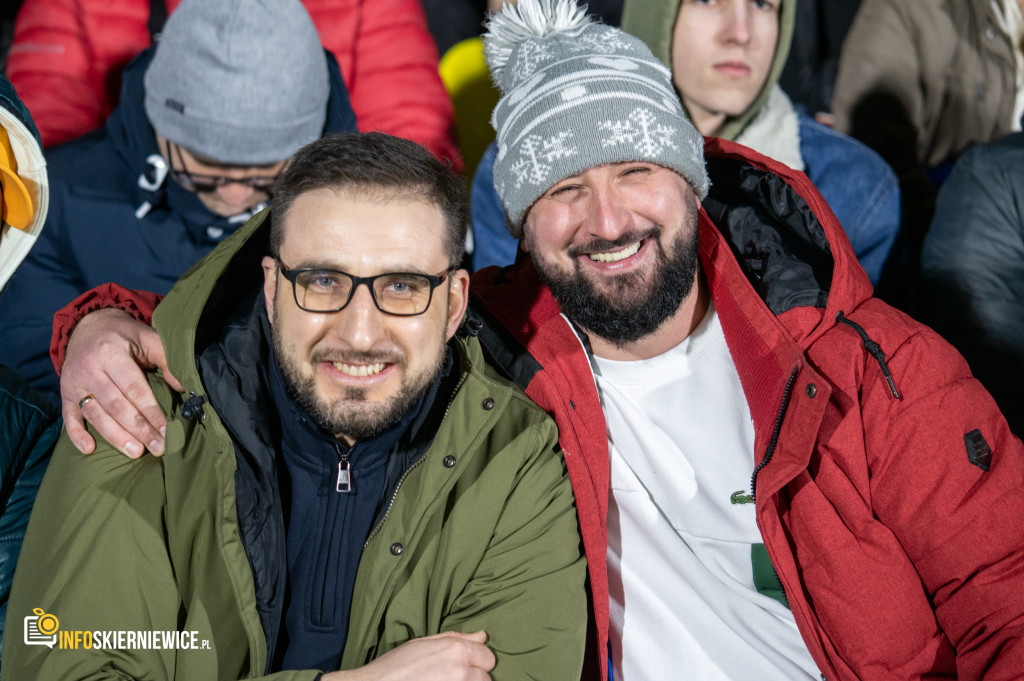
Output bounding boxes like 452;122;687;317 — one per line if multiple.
269;132;468;267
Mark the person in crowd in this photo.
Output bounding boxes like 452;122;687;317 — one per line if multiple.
920;132;1024;438
471;0;900;286
0;73;58;662
5;0;458;166
3;131;586;680
832;0;1024;299
35;1;1024;678
0;0;358;404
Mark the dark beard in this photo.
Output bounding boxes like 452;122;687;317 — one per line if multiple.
531;220;699;348
272;309;447;441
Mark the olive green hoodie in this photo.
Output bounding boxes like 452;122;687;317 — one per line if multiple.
3;208;587;681
621;0;796;141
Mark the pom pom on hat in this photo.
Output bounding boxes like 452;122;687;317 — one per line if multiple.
485;0;590;87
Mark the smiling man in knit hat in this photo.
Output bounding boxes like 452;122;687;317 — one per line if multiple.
469;1;1024;679
0;0;357;405
33;0;1024;678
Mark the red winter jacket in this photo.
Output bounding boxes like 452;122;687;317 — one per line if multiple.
469;138;1024;680
51;140;1024;680
5;0;459;169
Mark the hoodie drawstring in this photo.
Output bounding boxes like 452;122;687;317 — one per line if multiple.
836;312;900;399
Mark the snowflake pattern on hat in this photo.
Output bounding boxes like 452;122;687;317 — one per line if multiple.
510;40;556;87
600;108;678;156
510;131;578;188
569;27;632;55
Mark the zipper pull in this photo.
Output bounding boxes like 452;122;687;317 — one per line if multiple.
336;454;353;493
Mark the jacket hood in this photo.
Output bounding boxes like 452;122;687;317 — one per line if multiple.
104;46;358;245
621;0;795;140
0;78;49;292
697;136;871;347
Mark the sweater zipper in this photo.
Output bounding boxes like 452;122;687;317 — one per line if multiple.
362;371;470;549
336;448;353;493
749;366;798;502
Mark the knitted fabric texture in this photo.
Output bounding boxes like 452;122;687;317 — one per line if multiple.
143;0;329;164
484;0;709;236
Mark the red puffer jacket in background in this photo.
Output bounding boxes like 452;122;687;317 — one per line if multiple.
5;0;460;170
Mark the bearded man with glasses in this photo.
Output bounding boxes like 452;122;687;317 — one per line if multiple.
4;131;586;681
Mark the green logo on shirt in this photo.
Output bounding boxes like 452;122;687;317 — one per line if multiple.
730;490;755;505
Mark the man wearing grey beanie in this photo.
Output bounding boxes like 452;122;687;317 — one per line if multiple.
0;0;357;404
36;0;1024;679
470;1;1024;679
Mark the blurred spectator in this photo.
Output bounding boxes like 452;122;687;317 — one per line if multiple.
920;133;1024;437
778;0;861;117
0;0;357;403
471;0;900;279
832;0;1024;302
5;0;458;168
0;73;59;659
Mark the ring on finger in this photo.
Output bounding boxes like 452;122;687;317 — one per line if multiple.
78;394;96;410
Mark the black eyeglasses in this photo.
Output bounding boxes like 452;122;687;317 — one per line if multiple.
164;140;281;194
276;259;453;316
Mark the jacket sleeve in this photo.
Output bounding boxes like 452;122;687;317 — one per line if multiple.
919;142;1024;436
339;0;460;170
436;408;587;680
861;318;1024;679
0;367;60;654
469;142;520;271
5;0;142;148
0;192;90;402
0;395;322;681
49;283;163;375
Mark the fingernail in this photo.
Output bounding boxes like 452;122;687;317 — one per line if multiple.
149;440;164;456
125;442;144;458
76;440;91;454
160;426;166;437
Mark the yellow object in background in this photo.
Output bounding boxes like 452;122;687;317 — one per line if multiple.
439;37;502;183
0;125;33;230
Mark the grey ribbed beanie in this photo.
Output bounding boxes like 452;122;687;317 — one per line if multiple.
484;0;709;237
144;0;329;165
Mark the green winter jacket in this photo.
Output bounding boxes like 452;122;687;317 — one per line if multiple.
2;208;587;681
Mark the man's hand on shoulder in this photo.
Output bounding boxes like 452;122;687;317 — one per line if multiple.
61;308;183;458
324;631;496;681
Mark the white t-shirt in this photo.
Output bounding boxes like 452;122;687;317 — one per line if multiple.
592;303;820;681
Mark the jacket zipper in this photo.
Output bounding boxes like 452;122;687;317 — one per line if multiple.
749;366;798;502
362;371;470;549
336;448;353;493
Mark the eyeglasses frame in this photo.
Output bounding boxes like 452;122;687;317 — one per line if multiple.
275;258;454;317
163;139;282;195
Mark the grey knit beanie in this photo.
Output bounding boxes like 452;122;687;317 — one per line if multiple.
484;0;709;237
144;0;329;165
